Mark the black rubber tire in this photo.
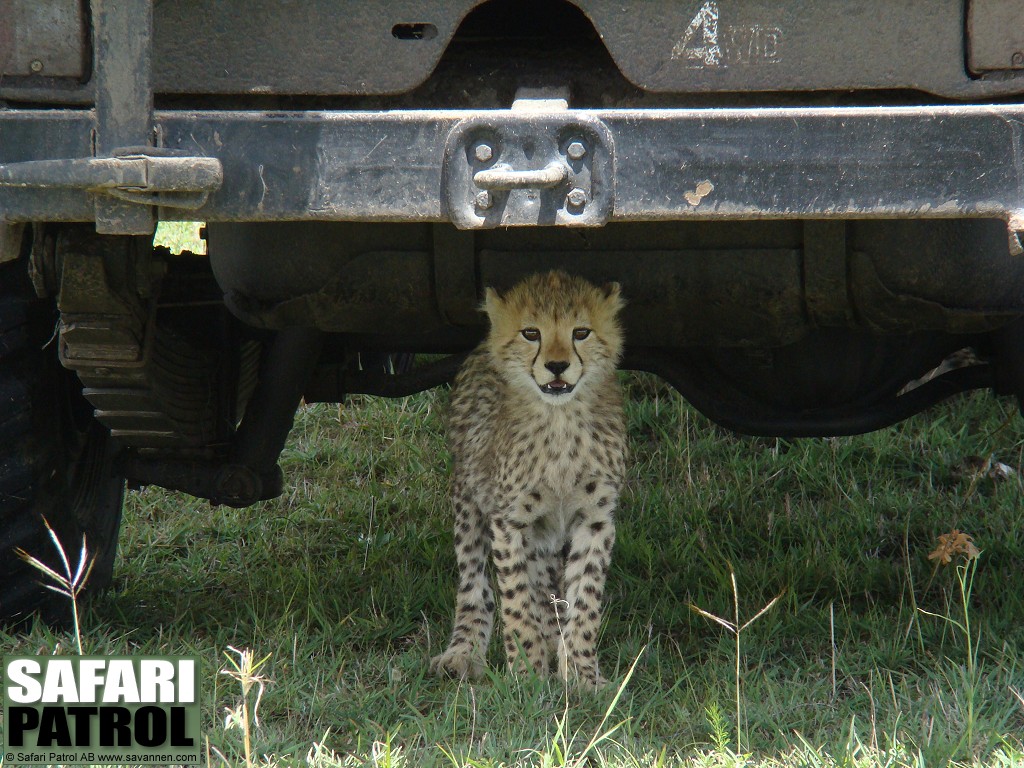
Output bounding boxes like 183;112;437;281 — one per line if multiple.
0;255;125;625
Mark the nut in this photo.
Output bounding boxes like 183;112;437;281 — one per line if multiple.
566;141;587;160
566;188;587;209
29;60;43;73
474;143;494;163
474;191;493;210
1013;51;1024;68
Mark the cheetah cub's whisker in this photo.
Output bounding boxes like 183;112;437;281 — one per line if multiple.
429;270;626;689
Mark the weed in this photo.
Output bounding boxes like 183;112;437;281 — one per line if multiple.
689;566;782;754
219;646;272;768
919;535;984;756
17;518;94;654
704;702;730;754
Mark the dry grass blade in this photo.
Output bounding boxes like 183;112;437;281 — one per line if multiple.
571;646;647;767
689;564;784;755
688;603;737;633
220;645;273;768
16;517;94;654
740;592;784;633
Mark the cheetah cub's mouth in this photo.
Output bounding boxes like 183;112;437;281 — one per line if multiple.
540;379;575;396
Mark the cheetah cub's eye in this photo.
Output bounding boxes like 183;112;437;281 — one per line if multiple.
521;328;541;341
573;328;591;341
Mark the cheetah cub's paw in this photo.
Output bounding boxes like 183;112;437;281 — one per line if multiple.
558;643;608;690
429;648;486;681
559;663;608;691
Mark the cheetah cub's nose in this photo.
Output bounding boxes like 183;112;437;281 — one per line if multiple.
545;360;570;376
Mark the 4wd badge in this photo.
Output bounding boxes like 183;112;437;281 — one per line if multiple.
672;1;783;68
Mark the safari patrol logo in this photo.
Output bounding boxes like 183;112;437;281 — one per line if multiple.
3;656;200;765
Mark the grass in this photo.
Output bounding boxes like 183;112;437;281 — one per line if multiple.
2;376;1023;767
152;221;207;255
3;222;1023;765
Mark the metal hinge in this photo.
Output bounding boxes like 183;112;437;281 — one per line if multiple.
0;148;223;210
443;113;614;229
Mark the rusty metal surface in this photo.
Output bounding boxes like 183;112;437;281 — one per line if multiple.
577;0;1024;97
163;105;1024;225
53;226;254;448
143;0;1024;99
443;112;615;228
0;0;88;80
202;218;1024;349
6;1;1024;106
152;0;476;96
92;0;155;235
1;104;1023;226
0;152;221;200
0;223;25;262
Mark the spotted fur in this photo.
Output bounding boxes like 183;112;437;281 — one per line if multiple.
429;271;627;688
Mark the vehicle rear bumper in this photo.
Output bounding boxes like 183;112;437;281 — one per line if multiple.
1;103;1022;238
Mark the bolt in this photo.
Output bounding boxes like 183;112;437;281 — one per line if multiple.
474;143;493;163
566;188;588;209
567;140;587;160
475;190;493;210
1013;51;1024;68
29;59;43;73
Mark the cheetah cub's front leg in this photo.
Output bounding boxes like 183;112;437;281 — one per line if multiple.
557;478;619;688
491;507;552;677
429;492;494;681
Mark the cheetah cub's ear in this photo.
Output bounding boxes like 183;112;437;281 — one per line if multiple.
481;286;519;341
601;282;624;311
591;281;626;358
481;286;503;316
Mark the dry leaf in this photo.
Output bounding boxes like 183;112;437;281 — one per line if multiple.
988;460;1016;481
927;529;981;566
899;347;983;395
951;454;1017;483
684;179;715;206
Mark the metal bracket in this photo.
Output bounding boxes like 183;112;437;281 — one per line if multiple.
93;0;156;235
0;223;26;264
0;149;223;210
118;456;283;508
443;113;614;229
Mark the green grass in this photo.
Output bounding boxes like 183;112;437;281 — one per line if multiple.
153;221;207;255
3;379;1024;767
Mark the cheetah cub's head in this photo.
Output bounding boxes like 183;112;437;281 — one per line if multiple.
483;271;624;405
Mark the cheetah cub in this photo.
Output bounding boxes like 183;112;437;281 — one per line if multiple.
430;270;626;689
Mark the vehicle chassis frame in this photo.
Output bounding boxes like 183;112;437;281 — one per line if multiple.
0;105;1023;249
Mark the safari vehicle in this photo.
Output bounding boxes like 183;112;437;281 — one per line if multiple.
2;0;1024;622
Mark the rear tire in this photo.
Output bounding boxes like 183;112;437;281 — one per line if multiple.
0;253;125;625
